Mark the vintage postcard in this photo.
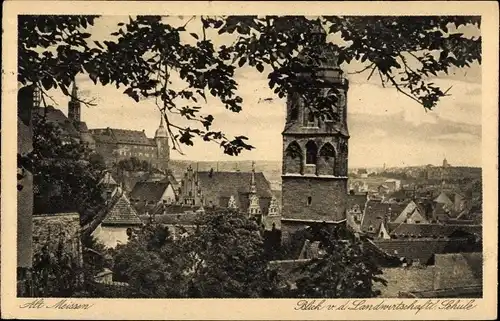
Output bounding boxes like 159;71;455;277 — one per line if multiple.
1;1;498;319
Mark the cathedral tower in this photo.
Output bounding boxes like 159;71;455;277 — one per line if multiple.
281;23;349;228
154;115;170;171
68;81;81;123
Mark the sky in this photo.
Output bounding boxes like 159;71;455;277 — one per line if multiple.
43;16;482;168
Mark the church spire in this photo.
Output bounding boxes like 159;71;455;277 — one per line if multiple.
248;161;261;217
68;79;81;123
250;161;257;194
154;113;168;138
71;80;78;99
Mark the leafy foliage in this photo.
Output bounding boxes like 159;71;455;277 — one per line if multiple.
183;210;275;297
18;114;105;225
30;240;84;297
292;224;387;298
114;156;151;172
18;15;481;156
112;210;281;298
112;224;190;297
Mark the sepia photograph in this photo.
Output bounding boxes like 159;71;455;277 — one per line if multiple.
2;1;498;320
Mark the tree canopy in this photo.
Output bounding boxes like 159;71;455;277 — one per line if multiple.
18;113;106;225
111;210;280;298
18;15;481;156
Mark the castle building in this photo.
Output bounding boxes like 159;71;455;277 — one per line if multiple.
281;24;349;232
89;114;170;171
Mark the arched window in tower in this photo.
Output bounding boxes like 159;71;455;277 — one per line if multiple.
305;141;318;165
284;141;303;174
317;142;336;176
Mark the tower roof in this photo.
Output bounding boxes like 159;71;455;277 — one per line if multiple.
71;80;78;99
155;114;168;138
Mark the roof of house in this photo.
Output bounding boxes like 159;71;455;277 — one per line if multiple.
90;128;155;146
393;201;424;224
372;238;480;265
129;181;171;203
387;223;482;239
360;201;406;234
101;192;142;226
196;171;273;199
434;191;454;204
99;172;118;186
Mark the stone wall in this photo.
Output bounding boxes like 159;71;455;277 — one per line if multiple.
32;213;82;266
282;176;347;222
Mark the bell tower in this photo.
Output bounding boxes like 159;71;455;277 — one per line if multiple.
68;81;81;123
281;22;349;229
154;114;170;172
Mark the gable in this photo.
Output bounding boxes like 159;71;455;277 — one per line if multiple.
408;209;428;224
102;194;142;226
393;201;417;223
434;192;453;205
160;184;176;202
377;221;391;239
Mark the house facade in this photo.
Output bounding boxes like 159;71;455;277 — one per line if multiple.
177;163;280;230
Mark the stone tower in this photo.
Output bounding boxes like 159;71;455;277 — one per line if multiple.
281;23;349;228
154;115;170;171
68;81;81;123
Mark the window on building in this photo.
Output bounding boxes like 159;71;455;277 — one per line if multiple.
307;196;312;206
305;141;318;165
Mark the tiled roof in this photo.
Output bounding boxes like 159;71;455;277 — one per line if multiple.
373;238;480;265
112;128;153;145
130;181;170;203
102;193;142;226
393;201;426;224
90;128;155;146
90;129;116;144
360;200;404;234
197;171;273;199
387;223;482;239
